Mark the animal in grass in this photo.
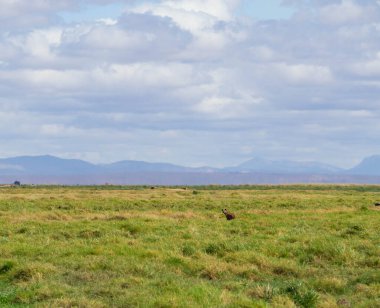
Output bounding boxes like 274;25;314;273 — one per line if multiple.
222;209;235;220
374;202;380;206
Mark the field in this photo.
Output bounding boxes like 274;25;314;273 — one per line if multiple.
0;185;379;307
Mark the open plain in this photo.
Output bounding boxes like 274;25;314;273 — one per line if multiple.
0;185;379;307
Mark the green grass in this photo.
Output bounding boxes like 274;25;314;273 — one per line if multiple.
0;185;379;307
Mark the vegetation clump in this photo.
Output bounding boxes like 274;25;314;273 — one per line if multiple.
0;261;14;274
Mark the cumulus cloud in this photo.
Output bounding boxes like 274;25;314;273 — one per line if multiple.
318;0;372;24
0;0;380;167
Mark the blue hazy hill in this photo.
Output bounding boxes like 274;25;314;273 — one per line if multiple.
224;157;342;174
347;155;380;176
1;155;380;185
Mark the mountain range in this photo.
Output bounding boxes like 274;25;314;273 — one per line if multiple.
1;155;380;185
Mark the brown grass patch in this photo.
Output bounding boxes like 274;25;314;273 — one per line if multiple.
4;210;203;223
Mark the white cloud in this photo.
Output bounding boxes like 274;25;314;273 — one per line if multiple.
349;55;380;77
196;96;241;117
90;62;203;89
0;69;86;91
273;63;334;85
132;0;240;29
318;0;372;25
249;45;277;61
96;18;118;25
21;28;62;61
40;124;80;136
130;0;245;60
0;62;205;92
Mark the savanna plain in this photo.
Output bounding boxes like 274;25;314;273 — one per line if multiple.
0;185;379;307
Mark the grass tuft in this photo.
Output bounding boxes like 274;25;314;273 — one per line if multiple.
0;261;14;274
283;281;319;308
182;244;196;257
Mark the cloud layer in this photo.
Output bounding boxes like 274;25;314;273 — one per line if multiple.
1;0;380;167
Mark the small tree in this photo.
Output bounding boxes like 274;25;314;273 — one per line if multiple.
13;181;21;186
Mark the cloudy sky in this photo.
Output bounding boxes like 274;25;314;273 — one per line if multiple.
1;0;380;168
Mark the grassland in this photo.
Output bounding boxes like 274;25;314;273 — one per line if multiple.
0;185;379;307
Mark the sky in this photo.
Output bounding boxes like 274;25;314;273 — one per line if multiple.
1;0;380;168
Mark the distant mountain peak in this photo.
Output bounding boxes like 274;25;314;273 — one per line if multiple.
347;154;380;175
224;157;342;174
